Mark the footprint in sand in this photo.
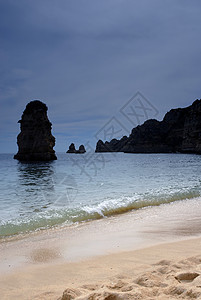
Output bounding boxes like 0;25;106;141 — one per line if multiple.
175;272;200;283
30;247;61;263
81;284;101;291
106;279;127;290
134;272;167;288
59;288;82;299
154;259;172;266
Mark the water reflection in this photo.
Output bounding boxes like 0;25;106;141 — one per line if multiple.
17;161;56;214
17;161;55;185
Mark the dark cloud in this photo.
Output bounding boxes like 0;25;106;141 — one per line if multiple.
1;0;201;152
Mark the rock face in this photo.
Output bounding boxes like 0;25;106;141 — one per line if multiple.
78;145;86;153
95;99;201;154
96;136;128;152
66;144;86;154
14;100;57;161
67;143;76;153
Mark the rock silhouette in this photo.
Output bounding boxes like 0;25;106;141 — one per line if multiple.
66;143;86;154
67;143;76;153
78;145;86;153
95;99;201;154
14;100;57;161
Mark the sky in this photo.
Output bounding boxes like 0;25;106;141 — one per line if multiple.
1;0;201;153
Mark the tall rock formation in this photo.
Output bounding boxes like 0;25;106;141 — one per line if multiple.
14;100;57;161
95;99;201;154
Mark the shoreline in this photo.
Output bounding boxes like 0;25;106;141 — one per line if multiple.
1;198;201;271
1;198;201;299
1;195;201;241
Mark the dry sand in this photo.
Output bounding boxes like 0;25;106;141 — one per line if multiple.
1;199;201;299
1;238;201;299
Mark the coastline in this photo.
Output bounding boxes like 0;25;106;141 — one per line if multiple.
1;198;201;299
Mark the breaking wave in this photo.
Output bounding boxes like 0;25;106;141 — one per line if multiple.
1;188;200;238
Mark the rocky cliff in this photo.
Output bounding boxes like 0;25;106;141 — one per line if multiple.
95;99;201;154
14;100;57;161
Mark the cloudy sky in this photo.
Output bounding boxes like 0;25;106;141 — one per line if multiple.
1;0;201;153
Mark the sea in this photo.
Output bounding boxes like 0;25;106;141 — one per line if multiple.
0;152;201;239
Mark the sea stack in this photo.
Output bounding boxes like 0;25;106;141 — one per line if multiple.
14;100;57;161
66;143;76;153
78;145;86;153
66;143;86;153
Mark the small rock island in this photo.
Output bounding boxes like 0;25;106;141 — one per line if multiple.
95;99;201;154
14;100;57;161
66;143;86;154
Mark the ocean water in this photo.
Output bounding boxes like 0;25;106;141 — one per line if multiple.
0;152;201;238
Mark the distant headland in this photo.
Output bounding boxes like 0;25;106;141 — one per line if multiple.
95;99;201;154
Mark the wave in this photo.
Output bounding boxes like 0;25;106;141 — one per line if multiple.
82;189;200;218
0;189;200;238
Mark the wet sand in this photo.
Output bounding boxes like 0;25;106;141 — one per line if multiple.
1;198;201;299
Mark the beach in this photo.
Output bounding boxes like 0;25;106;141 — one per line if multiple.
1;0;201;298
1;199;201;299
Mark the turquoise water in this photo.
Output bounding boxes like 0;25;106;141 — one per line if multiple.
0;153;201;238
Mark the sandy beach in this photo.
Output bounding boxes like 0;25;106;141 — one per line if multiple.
1;0;201;298
1;199;201;299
